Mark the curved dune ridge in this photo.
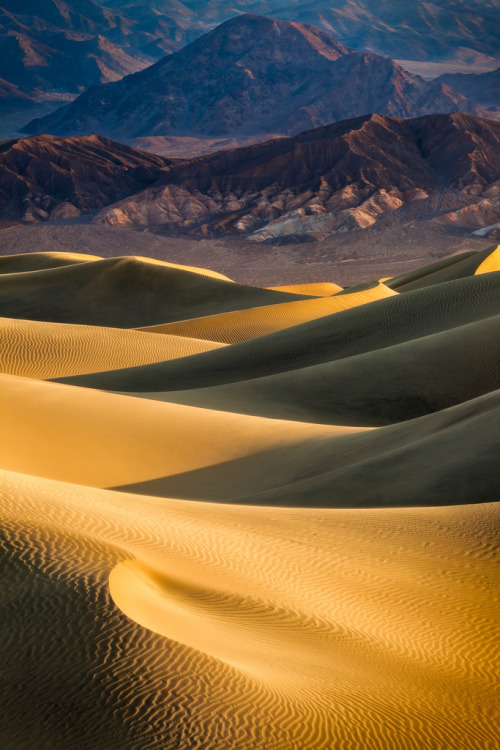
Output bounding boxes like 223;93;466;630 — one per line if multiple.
0;251;101;273
0;317;225;379
137;283;397;344
0;254;305;328
1;247;499;749
59;269;500;397
266;282;343;296
386;244;499;292
2;471;499;749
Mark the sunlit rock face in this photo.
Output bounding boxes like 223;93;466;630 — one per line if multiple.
94;112;500;242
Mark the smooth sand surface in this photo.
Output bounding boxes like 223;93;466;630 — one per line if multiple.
0;255;305;328
59;270;500;394
1;248;499;749
386;244;499;292
0;250;101;273
475;244;500;275
137;283;396;344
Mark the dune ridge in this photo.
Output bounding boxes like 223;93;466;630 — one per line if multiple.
1;247;499;749
137;283;397;345
0;254;305;328
59;270;500;396
266;282;343;296
2;469;498;749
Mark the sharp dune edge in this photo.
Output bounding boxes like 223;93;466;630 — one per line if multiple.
1;247;499;749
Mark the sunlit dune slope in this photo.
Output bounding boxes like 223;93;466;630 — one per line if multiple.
3;469;499;749
0;374;350;493
2;373;498;507
475;244;500;275
0;251;101;273
0;317;225;379
0;255;302;328
266;282;343;296
59;271;500;395
116;390;500;506
2;247;500;750
386;244;499;292
137;283;396;344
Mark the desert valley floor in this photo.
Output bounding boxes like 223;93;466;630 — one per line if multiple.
1;246;499;749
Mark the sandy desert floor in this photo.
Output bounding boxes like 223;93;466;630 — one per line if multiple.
1;246;499;749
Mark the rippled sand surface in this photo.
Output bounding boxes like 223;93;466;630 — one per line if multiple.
1;247;499;749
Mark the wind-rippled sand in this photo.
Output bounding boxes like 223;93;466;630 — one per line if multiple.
1;246;499;749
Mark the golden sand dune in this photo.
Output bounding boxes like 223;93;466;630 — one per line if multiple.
0;254;303;328
60;271;500;395
386;244;498;292
475;244;500;275
2;373;497;507
0;317;225;379
0;374;354;492
0;250;234;280
137;283;396;344
266;282;343;295
2;469;499;749
2;248;499;749
0;250;101;273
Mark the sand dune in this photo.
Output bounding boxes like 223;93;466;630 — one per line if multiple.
60;270;500;394
1;247;499;749
0;251;101;273
2;469;498;749
266;282;343;296
475;244;500;275
0;374;351;492
154;313;500;426
0;317;225;379
386;244;498;292
137;283;396;345
0;254;303;328
1;372;498;508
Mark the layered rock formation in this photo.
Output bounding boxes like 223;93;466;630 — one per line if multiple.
0;133;171;221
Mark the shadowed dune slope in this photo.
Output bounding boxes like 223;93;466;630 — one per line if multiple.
3;469;499;749
0;318;226;380
0;255;304;328
137;283;396;345
59;271;500;393
0;374;350;492
386;245;499;292
0;251;101;273
2;247;500;750
118;390;500;507
144;313;500;426
1;372;498;508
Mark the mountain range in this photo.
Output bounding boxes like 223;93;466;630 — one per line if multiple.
23;14;487;142
0;0;177;109
4;112;500;244
3;0;499;115
93;112;500;241
0;133;171;221
97;0;500;63
268;0;500;62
